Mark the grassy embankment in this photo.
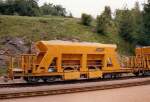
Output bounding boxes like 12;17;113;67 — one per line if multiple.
0;15;134;54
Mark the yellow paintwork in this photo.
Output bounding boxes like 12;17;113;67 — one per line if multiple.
36;40;120;71
136;46;150;56
64;71;80;80
8;40;150;80
135;47;150;69
9;40;121;80
33;41;120;79
88;70;102;78
124;47;150;71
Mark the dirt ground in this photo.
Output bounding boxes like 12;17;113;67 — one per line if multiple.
1;85;150;102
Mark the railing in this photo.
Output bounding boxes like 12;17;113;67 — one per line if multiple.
8;54;36;79
120;55;150;69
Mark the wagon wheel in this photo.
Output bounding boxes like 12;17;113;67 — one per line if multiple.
133;72;140;76
42;77;56;82
24;77;39;83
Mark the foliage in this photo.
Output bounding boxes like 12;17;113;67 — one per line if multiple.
142;0;150;45
115;9;133;42
102;6;112;20
15;0;41;16
41;3;67;16
0;0;41;16
81;13;92;26
0;68;7;76
96;15;106;34
96;6;112;34
130;2;143;45
0;0;67;17
115;2;149;45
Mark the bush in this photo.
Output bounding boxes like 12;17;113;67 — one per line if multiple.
81;13;92;26
96;15;106;34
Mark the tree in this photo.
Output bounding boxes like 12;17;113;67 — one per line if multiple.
96;6;112;34
53;5;66;16
96;15;107;34
115;9;134;42
142;0;150;45
15;0;41;16
40;3;53;15
131;2;143;45
81;13;92;26
0;0;16;15
40;3;67;16
0;0;41;16
0;0;68;17
103;6;112;20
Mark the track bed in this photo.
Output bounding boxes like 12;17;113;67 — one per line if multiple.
1;77;150;99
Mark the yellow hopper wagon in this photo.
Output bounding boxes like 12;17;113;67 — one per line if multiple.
125;46;150;76
8;41;150;83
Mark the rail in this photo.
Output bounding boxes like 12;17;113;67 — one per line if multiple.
1;77;150;99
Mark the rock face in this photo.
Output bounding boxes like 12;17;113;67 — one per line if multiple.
0;36;30;71
0;36;29;54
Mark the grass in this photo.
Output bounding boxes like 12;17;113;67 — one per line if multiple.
0;68;7;76
0;15;134;55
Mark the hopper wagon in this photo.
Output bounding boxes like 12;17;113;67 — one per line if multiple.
8;41;150;83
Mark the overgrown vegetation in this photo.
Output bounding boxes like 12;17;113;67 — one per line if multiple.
0;68;7;76
96;15;107;34
80;2;150;47
81;13;92;26
0;0;67;17
116;9;134;42
0;15;133;55
41;3;67;16
143;0;150;45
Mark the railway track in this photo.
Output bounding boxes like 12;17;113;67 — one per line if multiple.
0;76;145;88
1;78;150;99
